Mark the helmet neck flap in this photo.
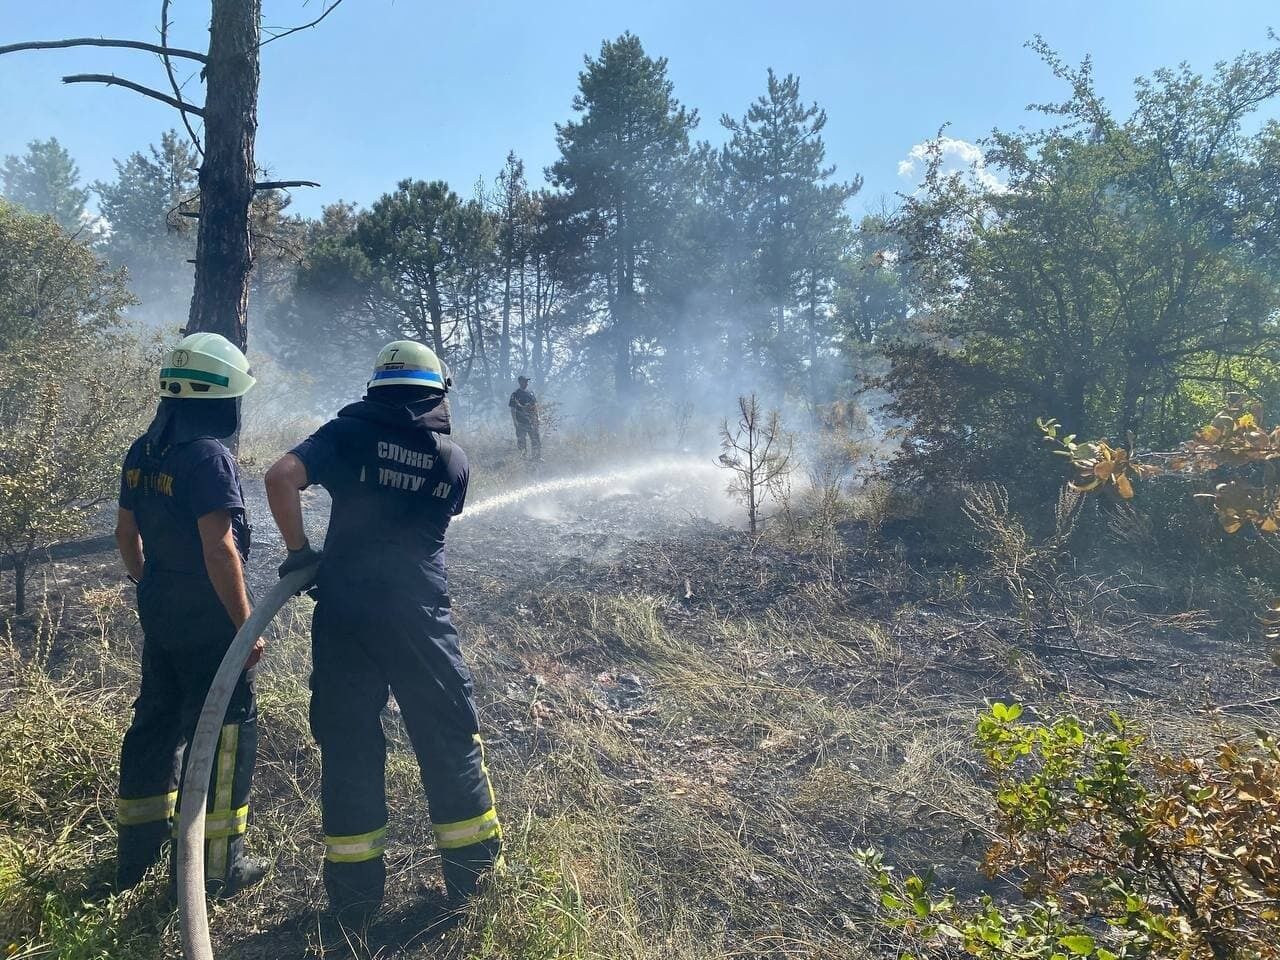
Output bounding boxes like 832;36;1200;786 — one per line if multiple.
144;396;241;448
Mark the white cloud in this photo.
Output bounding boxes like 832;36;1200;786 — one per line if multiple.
897;136;1006;193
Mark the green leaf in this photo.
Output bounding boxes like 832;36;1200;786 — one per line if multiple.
880;893;905;911
1058;934;1095;955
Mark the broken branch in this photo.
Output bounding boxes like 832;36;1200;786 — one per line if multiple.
254;180;321;190
61;73;205;116
0;38;207;62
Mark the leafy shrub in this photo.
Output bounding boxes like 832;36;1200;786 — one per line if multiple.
0;333;153;614
861;704;1280;960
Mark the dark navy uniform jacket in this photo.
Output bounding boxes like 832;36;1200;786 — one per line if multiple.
120;435;250;578
508;387;537;421
291;395;467;601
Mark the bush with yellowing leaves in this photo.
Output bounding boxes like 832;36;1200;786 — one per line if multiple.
1040;394;1280;639
861;704;1280;960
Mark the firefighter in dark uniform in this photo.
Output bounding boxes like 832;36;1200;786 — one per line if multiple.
113;332;268;896
508;375;541;460
265;340;501;924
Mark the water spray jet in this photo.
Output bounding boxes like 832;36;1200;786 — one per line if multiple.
456;457;723;520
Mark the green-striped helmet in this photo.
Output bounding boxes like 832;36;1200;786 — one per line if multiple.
368;340;449;392
158;332;256;399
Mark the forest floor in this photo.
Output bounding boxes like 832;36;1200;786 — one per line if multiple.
3;432;1279;959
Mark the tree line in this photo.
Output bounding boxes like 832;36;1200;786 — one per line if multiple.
3;33;904;418
6;32;1280;467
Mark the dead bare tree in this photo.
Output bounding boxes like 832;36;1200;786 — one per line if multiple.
0;0;339;350
718;394;793;535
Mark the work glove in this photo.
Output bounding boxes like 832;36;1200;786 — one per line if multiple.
278;539;323;580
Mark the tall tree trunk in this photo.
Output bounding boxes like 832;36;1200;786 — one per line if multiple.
427;283;445;357
518;261;527;374
614;211;632;401
500;258;512;384
532;260;546;386
187;0;261;351
1119;372;1144;445
471;284;493;401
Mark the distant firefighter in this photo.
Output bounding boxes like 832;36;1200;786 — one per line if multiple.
265;340;501;928
508;375;542;460
114;332;268;898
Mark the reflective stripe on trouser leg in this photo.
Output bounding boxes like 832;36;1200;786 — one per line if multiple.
435;735;503;901
206;723;243;880
117;791;179;889
311;597;391;914
205;805;249;839
433;735;501;850
433;808;501;849
325;826;388;863
118;791;178;826
117;636;185;890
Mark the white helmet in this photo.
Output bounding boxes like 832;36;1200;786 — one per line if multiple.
159;332;256;399
368;340;450;392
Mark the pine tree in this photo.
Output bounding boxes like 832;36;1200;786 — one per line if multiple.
1;138;90;232
525;190;588;387
94;131;200;320
720;70;859;400
311;179;498;388
551;33;697;400
492;152;533;384
355;179;466;356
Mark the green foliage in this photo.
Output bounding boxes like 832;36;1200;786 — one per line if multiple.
885;40;1280;488
294;179;494;364
1;138;89;232
862;704;1280;960
720;69;860;396
0;336;153;614
835;214;911;349
490;151;536;384
550;32;698;400
0;200;133;350
0;201;150;614
92;131;199;319
461;825;591;960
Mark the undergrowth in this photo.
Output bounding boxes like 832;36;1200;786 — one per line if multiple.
2;464;1276;958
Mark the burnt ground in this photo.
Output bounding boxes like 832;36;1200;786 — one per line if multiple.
5;452;1280;959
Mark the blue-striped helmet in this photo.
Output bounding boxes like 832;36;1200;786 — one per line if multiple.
367;340;450;392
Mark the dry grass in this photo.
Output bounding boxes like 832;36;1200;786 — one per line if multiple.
3;458;1278;959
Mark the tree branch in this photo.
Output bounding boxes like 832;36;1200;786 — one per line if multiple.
61;74;205;116
161;0;204;156
254;180;320;190
0;37;207;62
260;0;346;48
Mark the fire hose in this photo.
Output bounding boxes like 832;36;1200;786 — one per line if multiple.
176;564;319;960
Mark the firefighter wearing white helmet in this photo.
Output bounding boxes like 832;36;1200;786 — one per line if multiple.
158;331;257;399
266;339;501;927
367;339;451;391
114;330;268;897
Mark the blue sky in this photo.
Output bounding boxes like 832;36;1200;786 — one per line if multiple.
1;1;1276;219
